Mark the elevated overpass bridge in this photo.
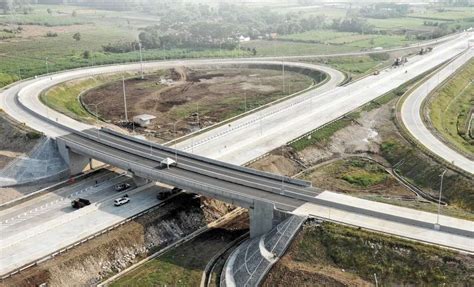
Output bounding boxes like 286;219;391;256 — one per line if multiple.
57;128;474;242
57;128;317;237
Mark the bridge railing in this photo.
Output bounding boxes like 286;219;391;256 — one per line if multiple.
100;127;312;187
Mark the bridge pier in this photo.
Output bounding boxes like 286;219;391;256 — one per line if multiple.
57;140;91;175
132;175;150;186
249;201;275;238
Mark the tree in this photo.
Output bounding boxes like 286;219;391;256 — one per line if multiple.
47;8;52;15
73;32;81;41
83;50;90;59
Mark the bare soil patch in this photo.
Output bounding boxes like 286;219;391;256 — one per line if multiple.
0;112;41;169
19;24;91;39
82;66;314;142
250;103;412;198
302;158;413;197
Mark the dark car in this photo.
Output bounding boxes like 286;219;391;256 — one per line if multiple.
114;183;131;192
71;198;91;209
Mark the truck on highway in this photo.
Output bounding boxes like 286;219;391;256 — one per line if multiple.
71;198;91;209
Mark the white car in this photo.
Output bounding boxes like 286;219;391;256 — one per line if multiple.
114;196;130;206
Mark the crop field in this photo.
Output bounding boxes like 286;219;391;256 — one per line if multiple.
409;7;474;21
241;40;355;56
293;7;347;20
367;17;441;30
346;34;416;49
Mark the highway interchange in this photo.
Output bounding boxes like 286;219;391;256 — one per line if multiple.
0;31;473;276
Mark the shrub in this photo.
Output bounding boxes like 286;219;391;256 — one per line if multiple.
46;31;58;37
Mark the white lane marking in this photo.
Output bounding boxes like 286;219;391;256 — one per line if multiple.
0;176;130;227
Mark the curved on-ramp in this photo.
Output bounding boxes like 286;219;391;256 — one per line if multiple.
0;59;344;139
401;49;474;175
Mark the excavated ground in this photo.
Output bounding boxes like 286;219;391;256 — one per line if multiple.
82;66;314;142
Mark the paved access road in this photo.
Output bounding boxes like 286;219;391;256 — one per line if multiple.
401;49;474;174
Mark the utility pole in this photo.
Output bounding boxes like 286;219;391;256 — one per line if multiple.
89;101;103;140
281;146;285;194
374;273;379;287
173;121;179;163
282;62;285;95
138;42;144;80
435;170;447;230
196;102;200;129
244;91;247;112
17;65;22;80
122;76;128;122
45;57;49;75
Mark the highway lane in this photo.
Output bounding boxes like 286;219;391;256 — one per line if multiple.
401;49;474;174
176;32;474;166
0;170;132;238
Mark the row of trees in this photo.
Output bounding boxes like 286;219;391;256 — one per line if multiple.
360;3;410;19
1;0;33;14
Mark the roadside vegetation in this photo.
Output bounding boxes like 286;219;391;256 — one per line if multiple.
428;59;474;155
290;113;358;151
40;73;133;123
380;137;474;212
264;222;474;286
111;213;248;287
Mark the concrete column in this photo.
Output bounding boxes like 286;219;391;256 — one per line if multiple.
57;140;90;175
249;201;274;238
132;175;150;186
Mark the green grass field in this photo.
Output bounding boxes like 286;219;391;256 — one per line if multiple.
40;73;131;122
290;115;356;151
278;30;359;43
428;59;474;155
